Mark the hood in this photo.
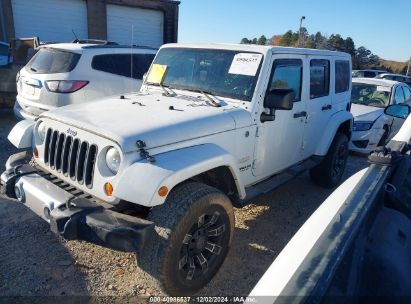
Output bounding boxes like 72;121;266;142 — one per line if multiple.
41;91;253;152
351;103;384;122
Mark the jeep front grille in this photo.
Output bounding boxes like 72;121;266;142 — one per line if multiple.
44;128;98;188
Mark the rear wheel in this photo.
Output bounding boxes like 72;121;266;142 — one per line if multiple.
310;133;349;188
138;182;234;295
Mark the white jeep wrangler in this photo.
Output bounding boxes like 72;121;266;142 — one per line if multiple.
1;43;353;295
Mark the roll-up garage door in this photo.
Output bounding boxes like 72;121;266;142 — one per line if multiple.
107;4;164;47
12;0;88;42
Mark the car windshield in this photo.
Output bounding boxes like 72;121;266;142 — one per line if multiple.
26;48;81;74
148;48;263;101
351;83;391;108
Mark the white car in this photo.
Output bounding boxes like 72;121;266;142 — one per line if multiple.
349;78;411;153
375;73;411;87
352;69;386;78
250;103;411;300
14;41;157;120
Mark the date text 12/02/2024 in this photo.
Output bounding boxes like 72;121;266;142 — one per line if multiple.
149;296;257;303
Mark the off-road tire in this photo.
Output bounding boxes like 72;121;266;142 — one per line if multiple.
310;132;349;188
137;182;235;296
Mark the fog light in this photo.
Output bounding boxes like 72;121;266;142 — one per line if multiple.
158;186;169;197
43;207;51;220
104;182;114;196
14;184;25;202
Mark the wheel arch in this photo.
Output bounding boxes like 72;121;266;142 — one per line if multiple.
314;111;353;156
113;144;245;207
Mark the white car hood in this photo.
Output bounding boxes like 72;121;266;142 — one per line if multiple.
41;91;253;152
351;103;384;122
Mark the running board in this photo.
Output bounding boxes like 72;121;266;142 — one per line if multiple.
241;156;323;205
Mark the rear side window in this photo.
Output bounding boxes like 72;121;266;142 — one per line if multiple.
310;59;329;99
363;71;376;78
268;59;302;102
335;60;350;93
92;54;155;79
26;48;80;74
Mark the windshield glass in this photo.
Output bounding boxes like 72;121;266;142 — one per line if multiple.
26;48;81;74
148;48;263;101
351;83;391;108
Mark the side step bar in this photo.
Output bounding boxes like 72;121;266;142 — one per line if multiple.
242;156;322;204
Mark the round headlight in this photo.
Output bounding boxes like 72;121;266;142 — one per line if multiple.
105;147;121;174
37;121;46;142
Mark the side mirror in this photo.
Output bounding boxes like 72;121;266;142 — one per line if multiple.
261;89;295;122
384;104;410;119
264;88;295;110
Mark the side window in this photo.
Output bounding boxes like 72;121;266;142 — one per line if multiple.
335;60;350;93
91;53;155;79
363;71;376;78
310;59;329;99
0;44;8;56
268;59;302;102
394;87;405;104
402;86;411;103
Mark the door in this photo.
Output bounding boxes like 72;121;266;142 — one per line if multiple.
302;58;333;158
389;86;408;137
12;0;87;42
252;56;307;178
107;4;164;47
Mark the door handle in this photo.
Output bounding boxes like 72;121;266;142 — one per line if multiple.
321;104;332;111
293;111;307;118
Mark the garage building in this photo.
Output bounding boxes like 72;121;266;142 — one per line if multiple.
0;0;179;47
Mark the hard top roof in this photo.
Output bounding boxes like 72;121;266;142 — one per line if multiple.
161;43;351;57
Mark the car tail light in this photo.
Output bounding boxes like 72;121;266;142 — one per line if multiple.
45;80;89;93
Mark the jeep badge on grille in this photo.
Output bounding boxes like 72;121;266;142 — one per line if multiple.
67;128;77;137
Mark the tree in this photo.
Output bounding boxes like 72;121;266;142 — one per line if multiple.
257;35;267;45
251;38;258;44
344;37;356;55
354;46;379;69
279;30;293;46
240;38;251;44
270;35;283;46
328;34;345;51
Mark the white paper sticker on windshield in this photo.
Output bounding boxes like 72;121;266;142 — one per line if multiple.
229;53;263;76
376;86;391;92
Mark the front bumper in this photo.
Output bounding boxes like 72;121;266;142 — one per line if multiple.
13;100;39;121
1;157;154;252
349;128;385;154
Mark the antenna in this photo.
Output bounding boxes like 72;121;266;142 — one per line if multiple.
130;24;134;93
72;29;79;41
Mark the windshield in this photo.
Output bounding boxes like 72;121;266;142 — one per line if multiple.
148;48;263;101
351;83;391;108
26;48;81;74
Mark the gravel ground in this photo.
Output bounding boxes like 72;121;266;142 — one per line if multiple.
0;109;369;297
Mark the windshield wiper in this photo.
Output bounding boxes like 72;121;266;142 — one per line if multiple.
200;90;221;107
146;82;176;97
181;88;221;107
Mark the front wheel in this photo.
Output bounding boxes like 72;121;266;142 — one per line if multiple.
310;133;349;188
138;182;235;295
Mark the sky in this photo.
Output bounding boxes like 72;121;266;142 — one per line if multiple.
178;0;411;62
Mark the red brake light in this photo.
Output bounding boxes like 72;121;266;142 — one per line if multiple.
45;80;89;93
